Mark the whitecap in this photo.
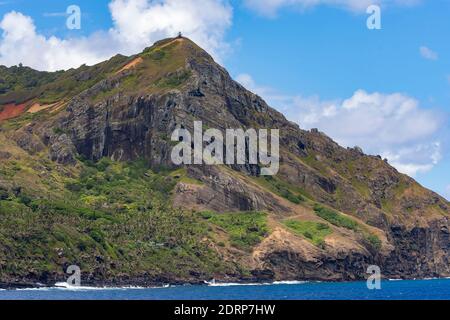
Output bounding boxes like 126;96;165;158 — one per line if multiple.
204;280;308;287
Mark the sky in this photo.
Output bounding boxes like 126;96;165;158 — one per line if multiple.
0;0;449;199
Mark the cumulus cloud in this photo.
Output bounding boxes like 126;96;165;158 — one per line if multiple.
108;0;232;59
243;0;421;16
235;73;284;100
0;11;112;71
381;143;441;177
420;46;438;60
0;0;233;71
236;74;446;177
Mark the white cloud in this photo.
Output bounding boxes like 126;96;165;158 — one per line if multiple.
380;143;442;177
236;74;446;177
243;0;421;16
0;0;233;71
420;46;438;60
108;0;232;60
236;73;282;99
0;11;107;71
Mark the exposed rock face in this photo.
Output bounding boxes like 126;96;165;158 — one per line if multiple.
173;165;292;213
383;219;450;278
11;126;45;155
46;39;291;172
2;37;450;283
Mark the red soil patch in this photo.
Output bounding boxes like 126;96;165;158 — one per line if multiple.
0;103;27;121
27;102;57;114
116;57;143;74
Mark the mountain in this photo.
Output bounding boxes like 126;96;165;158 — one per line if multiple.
0;37;449;288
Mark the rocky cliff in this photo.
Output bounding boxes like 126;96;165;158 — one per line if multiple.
0;37;448;288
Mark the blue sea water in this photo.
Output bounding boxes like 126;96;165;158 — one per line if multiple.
1;279;449;300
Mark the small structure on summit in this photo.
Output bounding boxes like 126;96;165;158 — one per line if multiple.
177;32;183;38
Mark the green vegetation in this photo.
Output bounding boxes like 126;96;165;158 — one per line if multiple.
256;175;307;204
91;73;140;103
0;65;62;103
146;49;166;61
155;70;191;88
283;219;332;247
0;38;194;128
313;204;382;250
53;127;67;135
0;55;129;105
200;211;269;251
314;204;359;231
0;158;234;281
300;152;329;176
90;41;192;103
364;233;382;250
380;180;410;213
350;180;371;199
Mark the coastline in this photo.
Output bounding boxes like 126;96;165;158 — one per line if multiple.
2;276;450;291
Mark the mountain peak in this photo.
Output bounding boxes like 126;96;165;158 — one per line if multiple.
140;36;214;63
0;36;213;107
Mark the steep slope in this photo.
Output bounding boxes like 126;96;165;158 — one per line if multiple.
0;37;449;287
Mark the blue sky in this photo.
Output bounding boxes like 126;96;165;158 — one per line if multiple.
0;0;449;198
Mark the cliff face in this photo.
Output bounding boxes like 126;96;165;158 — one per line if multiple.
0;37;449;287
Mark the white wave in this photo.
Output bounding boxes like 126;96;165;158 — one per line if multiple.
273;280;308;285
53;282;126;291
14;282;166;291
388;279;403;281
204;280;308;287
205;282;264;287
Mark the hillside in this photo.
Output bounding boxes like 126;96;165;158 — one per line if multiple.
0;37;449;288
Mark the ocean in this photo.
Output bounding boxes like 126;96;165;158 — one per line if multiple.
1;279;450;300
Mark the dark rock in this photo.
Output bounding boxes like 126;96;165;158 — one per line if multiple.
0;151;11;159
0;187;8;200
49;134;77;165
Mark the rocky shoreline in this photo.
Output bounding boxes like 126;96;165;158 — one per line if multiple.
2;274;448;291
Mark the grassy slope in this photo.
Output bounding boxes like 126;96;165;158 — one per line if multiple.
283;220;332;247
0;38;196;130
199;211;269;252
281;139;449;227
0;55;129;105
222;165;383;251
0;143;238;283
90;38;195;104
